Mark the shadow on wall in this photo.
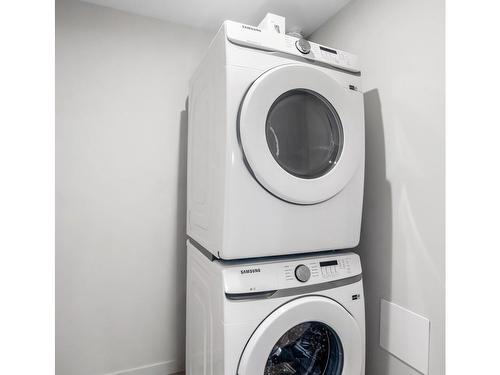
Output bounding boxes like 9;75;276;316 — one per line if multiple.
357;89;393;375
174;98;189;367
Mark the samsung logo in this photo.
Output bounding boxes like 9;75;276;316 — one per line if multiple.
242;25;261;32
241;268;261;274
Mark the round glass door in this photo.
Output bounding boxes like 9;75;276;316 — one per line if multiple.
266;90;343;179
237;296;363;375
265;321;343;375
238;64;364;204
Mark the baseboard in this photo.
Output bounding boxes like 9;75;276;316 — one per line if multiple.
104;359;183;375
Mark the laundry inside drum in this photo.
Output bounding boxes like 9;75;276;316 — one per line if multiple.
264;321;344;375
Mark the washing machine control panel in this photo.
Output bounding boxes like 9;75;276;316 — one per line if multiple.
223;252;362;295
282;255;357;284
224;21;360;73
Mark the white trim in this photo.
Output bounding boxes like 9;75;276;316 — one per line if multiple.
103;359;183;375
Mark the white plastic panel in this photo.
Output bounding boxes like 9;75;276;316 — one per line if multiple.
222;252;361;294
380;299;430;374
224;21;360;73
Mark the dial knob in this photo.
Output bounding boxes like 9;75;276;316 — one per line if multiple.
295;38;311;54
295;264;311;283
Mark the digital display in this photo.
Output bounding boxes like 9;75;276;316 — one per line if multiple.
320;260;338;267
320;46;338;54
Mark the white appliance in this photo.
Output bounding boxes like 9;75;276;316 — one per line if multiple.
186;240;366;375
187;20;365;259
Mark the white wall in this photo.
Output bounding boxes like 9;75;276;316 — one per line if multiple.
55;1;210;374
312;1;445;374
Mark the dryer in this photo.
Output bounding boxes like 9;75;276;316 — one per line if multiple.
186;240;366;374
187;20;365;259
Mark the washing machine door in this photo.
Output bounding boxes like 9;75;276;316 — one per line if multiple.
238;64;363;205
237;296;363;375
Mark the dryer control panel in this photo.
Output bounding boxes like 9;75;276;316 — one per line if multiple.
222;252;362;295
224;20;360;73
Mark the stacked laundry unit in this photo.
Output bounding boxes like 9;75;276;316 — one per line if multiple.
186;14;366;375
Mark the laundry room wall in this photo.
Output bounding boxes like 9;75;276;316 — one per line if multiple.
55;1;211;374
311;0;445;374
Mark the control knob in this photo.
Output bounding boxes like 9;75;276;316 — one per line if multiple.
295;38;311;54
295;264;311;282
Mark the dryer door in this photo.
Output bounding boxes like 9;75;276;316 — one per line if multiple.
238;64;363;205
237;296;363;375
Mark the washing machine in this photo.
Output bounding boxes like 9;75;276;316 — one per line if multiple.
187;20;365;259
186;239;365;375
